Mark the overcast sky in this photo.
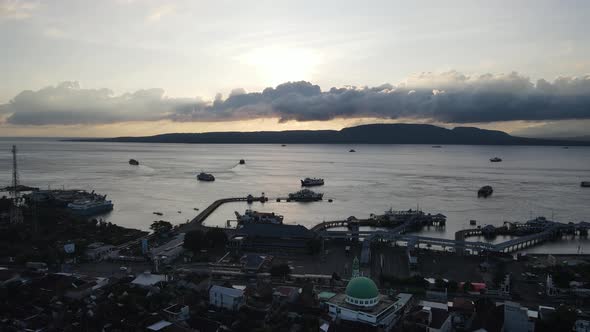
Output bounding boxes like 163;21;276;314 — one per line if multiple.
1;0;589;137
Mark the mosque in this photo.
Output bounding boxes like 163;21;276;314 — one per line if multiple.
326;257;413;330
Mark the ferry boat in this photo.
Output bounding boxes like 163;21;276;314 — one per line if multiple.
235;209;283;224
68;198;113;215
490;157;502;162
301;177;324;187
197;172;215;181
288;189;323;202
581;181;590;188
478;185;494;198
379;208;425;222
129;159;139;166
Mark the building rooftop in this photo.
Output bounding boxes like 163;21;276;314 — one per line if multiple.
210;285;244;297
147;320;172;331
131;272;166;286
240;254;270;271
328;292;412;316
235;223;314;239
318;291;337;301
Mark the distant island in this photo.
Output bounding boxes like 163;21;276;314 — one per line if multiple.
70;123;590;146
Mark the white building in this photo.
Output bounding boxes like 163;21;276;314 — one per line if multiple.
209;285;244;311
85;242;117;261
504;301;535;332
326;276;412;331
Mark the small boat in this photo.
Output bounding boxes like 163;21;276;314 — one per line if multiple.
349;149;356;152
129;159;139;166
470;220;477;226
288;189;324;202
281;144;287;147
581;182;590;188
490;157;502;162
197;172;215;181
239;159;245;164
153;212;163;216
563;147;569;149
478;185;494;198
301;177;324;187
432;145;442;148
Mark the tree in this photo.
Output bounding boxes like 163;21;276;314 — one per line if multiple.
462;281;474;293
183;230;206;252
448;280;458;292
270;263;291;278
150;220;172;234
434;278;446;290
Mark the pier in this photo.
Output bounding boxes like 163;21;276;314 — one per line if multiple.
179;196;589;256
181;195;267;232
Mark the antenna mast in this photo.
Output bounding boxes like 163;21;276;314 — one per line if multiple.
9;145;23;224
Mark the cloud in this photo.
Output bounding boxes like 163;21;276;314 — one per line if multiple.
1;81;201;125
512;120;590;138
0;0;38;20
146;4;175;22
2;72;590;126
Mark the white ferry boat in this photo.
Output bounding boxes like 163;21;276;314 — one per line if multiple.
68;199;114;215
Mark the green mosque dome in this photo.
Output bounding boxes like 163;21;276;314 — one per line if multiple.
345;277;379;300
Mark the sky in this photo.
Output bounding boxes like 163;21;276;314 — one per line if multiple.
1;0;589;137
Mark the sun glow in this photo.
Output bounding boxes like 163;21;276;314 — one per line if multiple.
239;46;321;86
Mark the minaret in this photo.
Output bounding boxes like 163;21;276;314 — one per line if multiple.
352;256;360;278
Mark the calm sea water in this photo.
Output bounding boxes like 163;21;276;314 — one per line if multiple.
1;138;589;253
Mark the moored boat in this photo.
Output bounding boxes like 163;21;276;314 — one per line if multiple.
288;189;323;202
478;185;494;198
197;172;215;181
235;209;283;224
68;198;113;215
301;177;324;187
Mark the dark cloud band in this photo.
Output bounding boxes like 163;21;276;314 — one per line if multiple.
2;72;590;126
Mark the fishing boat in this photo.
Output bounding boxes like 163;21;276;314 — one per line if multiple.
301;177;324;187
478;185;494;198
288;189;324;202
197;172;215;181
